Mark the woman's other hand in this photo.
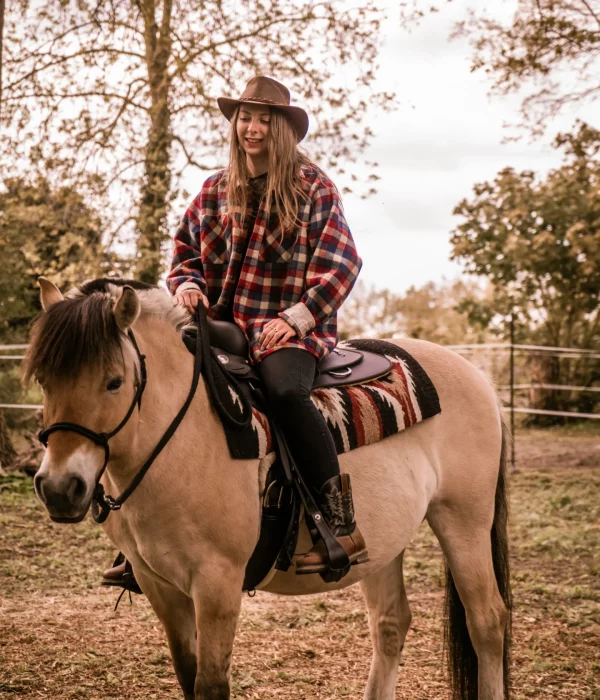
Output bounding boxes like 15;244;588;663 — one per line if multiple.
175;288;210;315
260;318;297;350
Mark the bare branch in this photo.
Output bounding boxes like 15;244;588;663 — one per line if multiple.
4;90;149;112
579;0;600;27
172;11;324;79
5;48;146;90
171;134;221;171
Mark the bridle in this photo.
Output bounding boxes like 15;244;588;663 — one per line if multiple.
38;313;203;524
39;329;147;484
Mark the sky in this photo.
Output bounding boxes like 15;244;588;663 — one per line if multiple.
305;0;595;295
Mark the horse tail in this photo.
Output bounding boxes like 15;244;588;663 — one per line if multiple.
444;411;513;700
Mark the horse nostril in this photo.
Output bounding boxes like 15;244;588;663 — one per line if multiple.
67;475;87;504
34;473;47;503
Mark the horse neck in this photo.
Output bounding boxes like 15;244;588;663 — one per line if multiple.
102;315;226;499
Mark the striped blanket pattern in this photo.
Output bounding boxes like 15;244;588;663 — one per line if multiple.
233;339;441;460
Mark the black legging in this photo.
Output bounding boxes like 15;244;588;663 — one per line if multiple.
258;348;339;491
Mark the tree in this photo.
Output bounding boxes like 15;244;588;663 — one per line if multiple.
2;1;393;284
451;121;600;417
338;279;490;345
399;0;600;136
0;177;124;342
0;0;5;114
395;280;491;346
459;0;600;136
338;281;405;340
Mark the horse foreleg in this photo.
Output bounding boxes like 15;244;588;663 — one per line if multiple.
136;572;198;699
360;552;412;700
191;560;245;700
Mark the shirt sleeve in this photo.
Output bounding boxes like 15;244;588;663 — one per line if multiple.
166;194;208;296
279;181;362;339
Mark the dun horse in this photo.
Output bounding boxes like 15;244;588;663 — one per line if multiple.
26;279;511;700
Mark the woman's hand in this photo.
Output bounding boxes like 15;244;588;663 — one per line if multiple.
259;318;297;350
175;288;210;315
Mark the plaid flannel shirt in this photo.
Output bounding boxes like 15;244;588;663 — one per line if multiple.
166;166;362;364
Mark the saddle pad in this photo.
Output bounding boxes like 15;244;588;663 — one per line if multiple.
221;339;441;460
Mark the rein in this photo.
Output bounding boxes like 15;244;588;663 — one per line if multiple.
38;308;204;524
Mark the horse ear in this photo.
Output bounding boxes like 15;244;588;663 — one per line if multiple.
39;277;64;311
113;285;141;331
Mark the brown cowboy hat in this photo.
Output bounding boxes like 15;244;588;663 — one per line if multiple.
218;76;309;142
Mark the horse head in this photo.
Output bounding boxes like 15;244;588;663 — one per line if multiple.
25;278;152;523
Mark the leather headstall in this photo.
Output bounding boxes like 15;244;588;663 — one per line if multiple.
38;311;203;524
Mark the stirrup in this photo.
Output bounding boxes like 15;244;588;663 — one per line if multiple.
101;554;143;595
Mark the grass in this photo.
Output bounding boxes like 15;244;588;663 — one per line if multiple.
0;462;599;699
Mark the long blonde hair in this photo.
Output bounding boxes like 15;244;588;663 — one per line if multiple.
226;107;317;233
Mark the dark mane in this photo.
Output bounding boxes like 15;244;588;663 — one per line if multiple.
23;278;188;384
23;286;126;383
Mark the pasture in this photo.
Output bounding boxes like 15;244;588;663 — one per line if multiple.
0;428;598;699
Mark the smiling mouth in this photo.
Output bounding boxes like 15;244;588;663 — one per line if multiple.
245;138;262;144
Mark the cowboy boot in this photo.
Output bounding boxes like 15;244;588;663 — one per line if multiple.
296;473;369;575
101;552;143;595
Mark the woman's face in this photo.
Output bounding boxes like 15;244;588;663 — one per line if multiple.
236;104;271;160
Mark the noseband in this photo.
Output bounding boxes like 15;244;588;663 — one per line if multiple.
38;312;203;524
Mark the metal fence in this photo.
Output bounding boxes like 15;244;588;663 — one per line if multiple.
446;341;599;467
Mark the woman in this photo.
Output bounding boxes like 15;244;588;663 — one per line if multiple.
103;76;366;588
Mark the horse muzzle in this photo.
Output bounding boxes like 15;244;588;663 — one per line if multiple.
34;468;93;523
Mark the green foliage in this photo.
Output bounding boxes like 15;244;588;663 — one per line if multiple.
451;121;600;420
451;121;600;350
0;177;126;342
395;280;491;345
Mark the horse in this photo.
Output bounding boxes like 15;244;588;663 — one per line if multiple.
26;278;511;700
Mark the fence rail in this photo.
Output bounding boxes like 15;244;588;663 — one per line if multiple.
502;383;600;393
0;404;42;410
450;343;599;423
503;407;600;420
447;342;599;354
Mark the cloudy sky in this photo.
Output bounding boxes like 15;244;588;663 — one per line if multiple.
324;0;595;295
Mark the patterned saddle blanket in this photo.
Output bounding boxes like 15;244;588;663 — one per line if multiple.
214;338;441;460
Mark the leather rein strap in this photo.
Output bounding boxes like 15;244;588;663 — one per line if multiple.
38;310;204;524
270;422;351;581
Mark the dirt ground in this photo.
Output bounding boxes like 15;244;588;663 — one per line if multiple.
0;428;598;699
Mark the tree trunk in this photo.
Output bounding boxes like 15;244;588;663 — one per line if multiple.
135;100;172;284
135;0;173;285
0;0;5;117
0;410;17;470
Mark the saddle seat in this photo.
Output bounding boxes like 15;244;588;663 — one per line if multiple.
203;319;392;389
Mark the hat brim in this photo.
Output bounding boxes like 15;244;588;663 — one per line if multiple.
217;97;309;142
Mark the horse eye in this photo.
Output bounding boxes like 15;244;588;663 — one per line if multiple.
106;377;124;392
